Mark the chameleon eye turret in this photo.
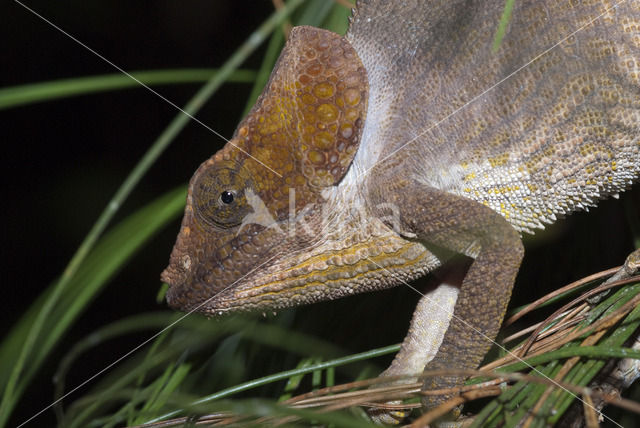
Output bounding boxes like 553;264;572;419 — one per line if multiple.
191;163;250;228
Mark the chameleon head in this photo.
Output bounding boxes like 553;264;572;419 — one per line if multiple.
161;26;371;314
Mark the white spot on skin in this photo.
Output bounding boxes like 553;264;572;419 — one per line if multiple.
181;255;191;271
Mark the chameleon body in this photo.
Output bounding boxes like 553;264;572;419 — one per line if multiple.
162;0;640;420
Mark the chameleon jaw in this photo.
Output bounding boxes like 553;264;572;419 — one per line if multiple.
167;217;440;317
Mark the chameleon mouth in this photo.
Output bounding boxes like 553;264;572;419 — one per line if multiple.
161;268;195;311
162;254;260;313
161;256;215;312
161;264;223;312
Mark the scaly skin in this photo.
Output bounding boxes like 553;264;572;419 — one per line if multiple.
161;26;438;314
163;0;640;423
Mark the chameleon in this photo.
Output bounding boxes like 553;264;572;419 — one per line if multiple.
162;0;640;422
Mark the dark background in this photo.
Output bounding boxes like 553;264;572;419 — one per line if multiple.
2;1;638;426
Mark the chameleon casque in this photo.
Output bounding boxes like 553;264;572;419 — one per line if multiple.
162;0;640;422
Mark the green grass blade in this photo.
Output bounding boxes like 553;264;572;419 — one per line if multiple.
128;363;192;427
294;0;340;27
475;280;640;426
52;313;184;409
164;398;375;428
498;346;640;373
0;187;186;427
492;0;515;52
53;312;370;426
240;0;348;117
242;28;285;117
143;343;399;424
279;358;320;402
0;69;257;110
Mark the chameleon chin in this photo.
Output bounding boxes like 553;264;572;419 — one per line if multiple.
163;0;640;423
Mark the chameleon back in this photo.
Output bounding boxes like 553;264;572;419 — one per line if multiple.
347;0;640;232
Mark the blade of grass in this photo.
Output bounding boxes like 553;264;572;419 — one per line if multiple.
52;310;354;424
170;398;375;428
492;0;515;52
478;281;640;426
279;358;321;402
322;0;352;35
294;0;342;27
53;313;184;421
242;28;285;117
143;343;399;424
497;344;640;374
241;0;348;117
60;316;371;427
0;69;257;110
127;363;192;427
0;187;185;425
503;364;564;427
64;343;194;428
547;298;640;424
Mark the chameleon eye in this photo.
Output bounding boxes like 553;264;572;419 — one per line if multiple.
191;164;250;228
220;190;234;204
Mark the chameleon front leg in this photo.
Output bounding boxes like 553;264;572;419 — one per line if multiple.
370;177;524;414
